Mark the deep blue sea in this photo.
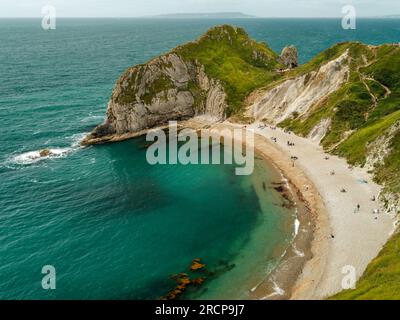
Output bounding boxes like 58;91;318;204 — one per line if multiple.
1;18;400;299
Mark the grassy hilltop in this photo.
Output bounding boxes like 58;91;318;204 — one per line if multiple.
174;25;282;115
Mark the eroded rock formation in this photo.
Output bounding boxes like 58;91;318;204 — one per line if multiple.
249;50;349;123
92;53;227;138
279;45;298;69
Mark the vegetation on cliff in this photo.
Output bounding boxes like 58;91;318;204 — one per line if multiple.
116;25;283;115
175;25;282;115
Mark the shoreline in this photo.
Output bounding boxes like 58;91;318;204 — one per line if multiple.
248;158;316;300
82;117;397;299
216;120;396;299
250;158;315;300
197;121;327;300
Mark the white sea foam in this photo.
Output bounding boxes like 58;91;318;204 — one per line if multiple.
294;217;300;236
9;132;89;166
80;114;104;123
70;132;88;148
12;148;71;165
261;280;285;299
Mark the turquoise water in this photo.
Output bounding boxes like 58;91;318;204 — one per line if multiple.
1;18;400;299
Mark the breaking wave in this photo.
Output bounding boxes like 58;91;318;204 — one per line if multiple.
8;132;88;166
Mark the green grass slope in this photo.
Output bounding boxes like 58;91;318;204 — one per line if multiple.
175;25;282;115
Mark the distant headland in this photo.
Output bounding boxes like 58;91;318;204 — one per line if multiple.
149;12;256;19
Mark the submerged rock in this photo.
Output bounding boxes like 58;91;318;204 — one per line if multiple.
190;258;206;271
39;149;51;157
192;278;205;286
274;186;285;193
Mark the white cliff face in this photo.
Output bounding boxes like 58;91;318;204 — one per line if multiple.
365;120;400;214
106;89;195;134
196;64;227;118
307;118;332;143
96;53;226;136
249;51;350;124
365;120;400;171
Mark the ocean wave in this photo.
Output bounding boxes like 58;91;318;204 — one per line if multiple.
8;132;89;166
80;114;104;124
69;132;89;148
261;280;285;299
12;148;72;165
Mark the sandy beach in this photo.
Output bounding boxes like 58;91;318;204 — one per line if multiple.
185;118;397;300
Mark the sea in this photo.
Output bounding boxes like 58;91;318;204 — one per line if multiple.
1;18;399;299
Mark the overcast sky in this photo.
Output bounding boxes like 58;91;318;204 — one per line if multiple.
1;0;399;18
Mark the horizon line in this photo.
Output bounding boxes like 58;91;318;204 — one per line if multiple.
0;16;396;19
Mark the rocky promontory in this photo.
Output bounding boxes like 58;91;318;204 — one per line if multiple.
84;25;284;144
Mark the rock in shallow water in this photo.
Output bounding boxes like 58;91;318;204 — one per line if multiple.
39;149;51;157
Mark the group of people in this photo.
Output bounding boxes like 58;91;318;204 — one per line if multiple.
324;153;379;215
